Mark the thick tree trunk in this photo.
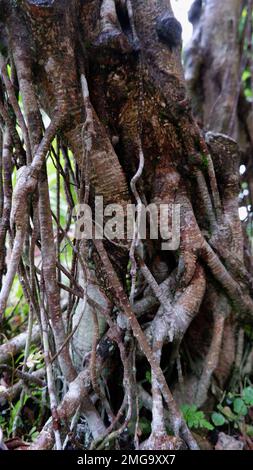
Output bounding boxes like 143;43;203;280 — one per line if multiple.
0;0;252;450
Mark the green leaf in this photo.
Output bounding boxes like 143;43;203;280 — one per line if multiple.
242;387;253;406
31;431;39;441
246;425;253;437
233;398;248;416
181;404;213;430
145;371;151;383
245;88;253;99
212;412;226;427
139;417;151;436
242;70;251;81
199;418;214;431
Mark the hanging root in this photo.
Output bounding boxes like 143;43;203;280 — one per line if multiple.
0;114;63;322
93;237;199;449
195;294;229;406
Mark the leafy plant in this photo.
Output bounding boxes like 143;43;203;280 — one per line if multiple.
128;416;151;438
201;154;209;169
138;417;151;436
181;404;214;431
211;385;253;435
233;398;247;416
242;386;253;406
145;370;152;384
28;426;39;442
8;396;28;436
211;412;226;427
23;349;44;369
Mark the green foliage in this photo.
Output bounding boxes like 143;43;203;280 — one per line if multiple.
238;6;247;40
240;4;253;101
245;425;253;437
242;67;253;99
128;416;151;438
242;386;253;405
0;384;46;440
211;385;253;436
0;415;7;434
125;273;131;294
28;426;39;442
16;346;44;370
9;397;26;434
211;412;226;427
233;398;248;416
244;88;253;99
201;154;209;169
181;404;214;431
242;69;251;82
23;349;44;369
145;370;152;384
138;417;151;436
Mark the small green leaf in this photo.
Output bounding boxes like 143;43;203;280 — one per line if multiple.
242;70;251;81
245;88;253;99
199;418;214;430
233;398;247;416
181;404;213;430
139;417;151;436
246;425;253;437
145;371;151;383
212;412;226;427
242;387;253;406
